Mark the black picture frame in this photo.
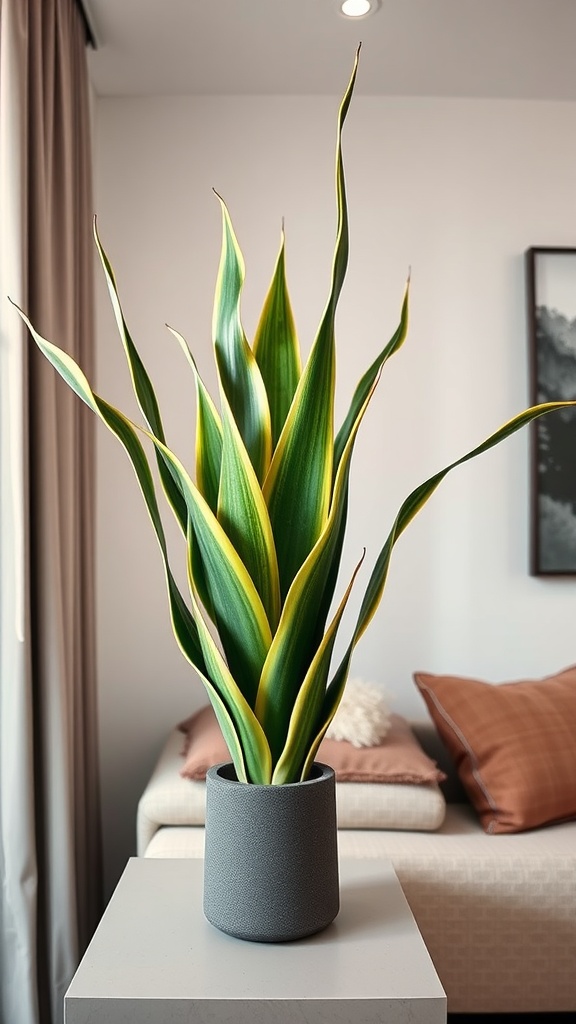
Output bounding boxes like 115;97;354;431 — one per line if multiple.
525;247;576;575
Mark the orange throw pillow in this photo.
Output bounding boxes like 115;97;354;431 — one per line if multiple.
414;665;576;833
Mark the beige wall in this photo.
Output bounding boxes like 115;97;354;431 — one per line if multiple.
94;93;576;896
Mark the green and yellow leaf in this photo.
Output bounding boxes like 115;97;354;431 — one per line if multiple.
13;303;208;678
272;551;365;784
315;279;410;633
166;325;222;618
94;219;188;534
139;430;273;707
263;45;361;599
212;192;272;482
253;227;301;449
334;274;410;471
255;366;381;762
166;325;223;513
186;528;272;784
355;400;576;642
217;390;281;631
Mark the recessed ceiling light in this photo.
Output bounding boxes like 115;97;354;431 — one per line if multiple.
339;0;380;18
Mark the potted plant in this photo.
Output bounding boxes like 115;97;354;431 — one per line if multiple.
13;46;575;942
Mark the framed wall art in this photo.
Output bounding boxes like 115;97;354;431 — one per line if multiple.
525;247;576;575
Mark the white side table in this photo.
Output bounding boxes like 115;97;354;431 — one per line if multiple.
65;857;446;1024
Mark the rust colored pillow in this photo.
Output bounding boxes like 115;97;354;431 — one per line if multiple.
414;665;576;834
178;705;446;785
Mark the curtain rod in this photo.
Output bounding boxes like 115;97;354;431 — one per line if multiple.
75;0;98;50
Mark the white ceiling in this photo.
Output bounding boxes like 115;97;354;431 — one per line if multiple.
84;0;576;100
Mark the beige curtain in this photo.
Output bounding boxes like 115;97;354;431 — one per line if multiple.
0;1;103;1022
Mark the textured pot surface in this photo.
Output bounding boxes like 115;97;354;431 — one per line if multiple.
203;762;339;942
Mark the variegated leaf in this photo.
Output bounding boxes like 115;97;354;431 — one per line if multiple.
334;274;410;471
212;192;272;482
167;325;222;618
263;45;361;600
139;428;273;707
186;526;272;784
166;325;223;513
253;227;301;449
255;366;381;762
217;390;281;631
272;551;365;784
94;219;188;533
13;303;207;677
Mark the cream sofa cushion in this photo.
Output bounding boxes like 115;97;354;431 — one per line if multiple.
137;729;446;857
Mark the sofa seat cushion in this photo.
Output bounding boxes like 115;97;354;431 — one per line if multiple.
143;807;576;1015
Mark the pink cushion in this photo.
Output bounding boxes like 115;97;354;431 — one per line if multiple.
179;705;446;785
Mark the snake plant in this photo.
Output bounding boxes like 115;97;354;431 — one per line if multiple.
13;47;576;784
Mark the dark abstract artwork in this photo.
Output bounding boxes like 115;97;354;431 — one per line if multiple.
526;247;576;574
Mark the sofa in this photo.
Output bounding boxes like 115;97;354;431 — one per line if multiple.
136;669;576;1016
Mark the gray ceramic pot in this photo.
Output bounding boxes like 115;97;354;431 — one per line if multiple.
203;761;339;942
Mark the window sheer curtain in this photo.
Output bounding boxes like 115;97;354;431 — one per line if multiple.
0;1;103;1022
